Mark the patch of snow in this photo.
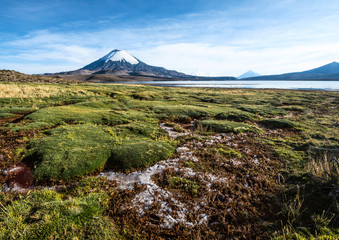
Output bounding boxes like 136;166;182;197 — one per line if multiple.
176;147;190;153
198;214;209;225
8;166;24;173
101;49;139;64
100;132;235;229
231;158;242;166
160;123;190;139
2;183;30;193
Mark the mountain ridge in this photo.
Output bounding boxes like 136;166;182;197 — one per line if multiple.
245;62;339;80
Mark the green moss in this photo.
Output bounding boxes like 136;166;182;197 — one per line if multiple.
0;106;37;114
0;112;14;118
168;176;200;196
10;121;53;132
108;139;175;171
0;190;120;240
198;120;262;134
260;119;299;129
153;105;209;122
27;189;63;202
238;105;287;117
1;80;339;238
280;105;306;112
74;100;121;110
210;146;242;158
26;124;113;182
184;161;197;169
215;110;256;122
131;91;162;101
274;147;306;171
115;121;166;139
25;105;130;125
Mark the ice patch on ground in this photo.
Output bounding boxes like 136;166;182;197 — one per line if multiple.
100;127;235;229
159;123;190;139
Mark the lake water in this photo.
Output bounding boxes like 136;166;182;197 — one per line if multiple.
117;80;339;91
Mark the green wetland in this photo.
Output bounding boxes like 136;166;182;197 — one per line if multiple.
0;77;338;239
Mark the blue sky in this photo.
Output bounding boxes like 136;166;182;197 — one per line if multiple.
1;0;339;76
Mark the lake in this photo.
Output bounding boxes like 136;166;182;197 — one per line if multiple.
116;80;339;91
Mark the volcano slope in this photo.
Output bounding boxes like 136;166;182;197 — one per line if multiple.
0;78;338;239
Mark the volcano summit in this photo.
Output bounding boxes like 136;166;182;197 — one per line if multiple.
54;49;189;78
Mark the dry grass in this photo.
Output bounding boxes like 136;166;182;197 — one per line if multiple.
0;70;81;84
0;84;65;98
0;83;96;99
306;147;339;184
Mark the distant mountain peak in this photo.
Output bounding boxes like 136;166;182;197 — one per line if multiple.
100;49;139;65
244;61;339;80
238;70;261;79
304;61;339;74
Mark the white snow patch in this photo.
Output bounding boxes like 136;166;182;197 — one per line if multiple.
101;49;139;64
7;166;24;173
2;183;30;193
160;123;190;139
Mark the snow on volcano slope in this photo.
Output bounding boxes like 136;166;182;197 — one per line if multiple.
101;49;139;64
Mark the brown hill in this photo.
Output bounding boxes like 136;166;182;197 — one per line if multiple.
0;70;81;84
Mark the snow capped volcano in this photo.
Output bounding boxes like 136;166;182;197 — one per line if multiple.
101;49;139;64
52;49;235;79
77;49;190;78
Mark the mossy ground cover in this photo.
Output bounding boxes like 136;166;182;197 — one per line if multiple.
260;118;300;129
0;178;124;239
0;80;338;239
23;122;173;182
25;124;114;182
108;139;174;171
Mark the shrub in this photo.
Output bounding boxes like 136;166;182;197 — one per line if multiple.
198;120;262;134
25;124;113;182
108;139;175;170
